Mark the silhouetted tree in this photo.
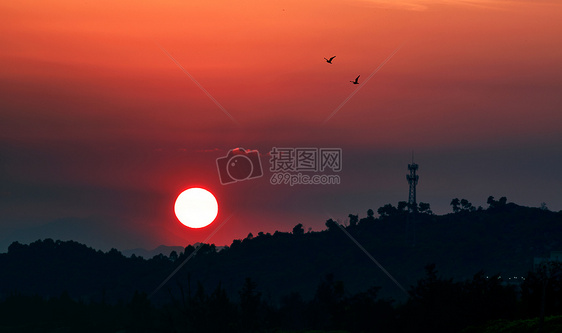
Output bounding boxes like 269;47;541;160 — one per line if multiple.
377;204;398;218
151;253;167;262
169;250;178;262
308;273;345;330
487;196;508;210
498;196;507;206
128;291;153;332
402;264;519;333
230;239;242;249
521;261;562;323
358;209;376;225
195;243;216;255
460;199;475;212
207;282;237;332
292;223;304;235
410;202;418;213
184;244;196;256
185;282;211;332
278;292;306;330
348;214;359;226
451;198;461;213
397;201;409;212
461;271;518;326
7;241;24;254
239;277;262;332
403;263;463;332
341;286;395;332
418;202;432;214
487;195;495;207
325;218;338;231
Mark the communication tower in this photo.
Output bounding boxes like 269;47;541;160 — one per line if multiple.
406;152;418;245
407;153;419;213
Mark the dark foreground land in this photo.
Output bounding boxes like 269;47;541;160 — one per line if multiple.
1;197;561;332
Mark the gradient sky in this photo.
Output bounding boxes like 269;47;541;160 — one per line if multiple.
1;0;561;252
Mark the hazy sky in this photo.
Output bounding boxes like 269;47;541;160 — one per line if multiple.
1;0;561;252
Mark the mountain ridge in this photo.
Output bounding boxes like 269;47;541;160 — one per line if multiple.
1;199;560;304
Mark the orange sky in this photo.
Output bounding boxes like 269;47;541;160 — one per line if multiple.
1;0;561;251
2;0;561;136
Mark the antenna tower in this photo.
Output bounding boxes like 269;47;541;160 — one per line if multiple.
406;152;419;245
407;152;419;213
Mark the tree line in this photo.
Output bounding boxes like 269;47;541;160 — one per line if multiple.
1;196;561;332
1;261;562;332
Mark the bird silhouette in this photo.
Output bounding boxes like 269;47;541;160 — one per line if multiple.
324;56;336;64
350;75;360;84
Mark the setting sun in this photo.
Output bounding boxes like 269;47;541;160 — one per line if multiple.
174;188;218;228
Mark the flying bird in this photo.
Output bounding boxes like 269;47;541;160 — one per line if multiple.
350;75;360;84
324;56;336;64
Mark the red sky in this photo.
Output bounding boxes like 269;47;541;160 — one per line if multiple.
1;0;561;252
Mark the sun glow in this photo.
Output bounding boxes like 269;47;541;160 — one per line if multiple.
174;188;218;228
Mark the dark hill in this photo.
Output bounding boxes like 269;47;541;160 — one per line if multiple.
0;199;560;304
